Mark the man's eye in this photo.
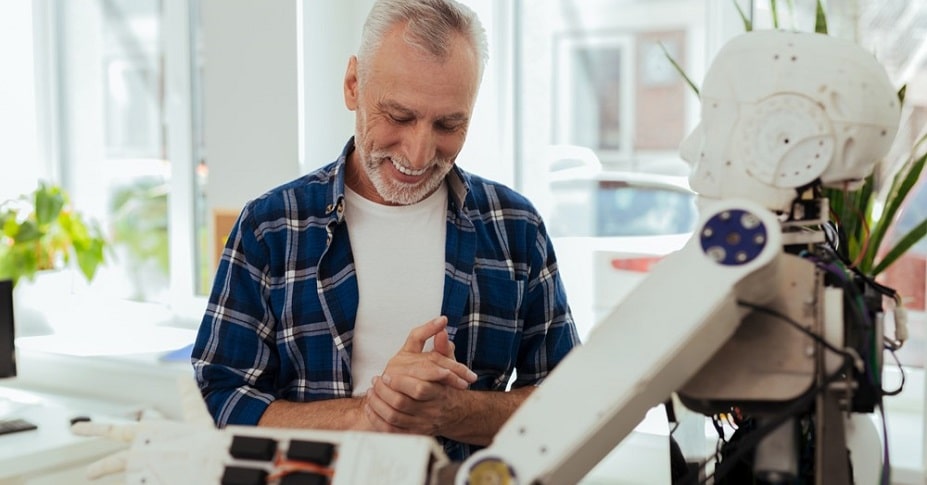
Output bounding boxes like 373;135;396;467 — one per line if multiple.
389;115;413;124
436;123;460;132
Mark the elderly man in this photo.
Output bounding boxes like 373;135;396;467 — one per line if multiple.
192;0;579;461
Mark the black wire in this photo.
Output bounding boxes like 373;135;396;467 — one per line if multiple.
808;239;907;399
701;361;852;485
737;300;858;363
878;403;892;485
675;300;859;485
881;348;906;396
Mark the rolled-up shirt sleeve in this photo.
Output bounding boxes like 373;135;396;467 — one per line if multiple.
192;206;278;427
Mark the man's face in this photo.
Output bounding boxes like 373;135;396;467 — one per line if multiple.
343;24;480;205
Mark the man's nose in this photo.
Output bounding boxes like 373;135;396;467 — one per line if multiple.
404;124;437;168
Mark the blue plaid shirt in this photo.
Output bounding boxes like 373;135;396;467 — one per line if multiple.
192;139;579;460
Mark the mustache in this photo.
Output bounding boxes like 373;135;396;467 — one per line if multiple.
368;150;451;170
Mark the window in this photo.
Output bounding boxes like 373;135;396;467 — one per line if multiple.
513;0;713;338
20;0;204;317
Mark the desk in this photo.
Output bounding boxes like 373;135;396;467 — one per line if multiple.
3;326;925;484
0;387;130;484
0;327;195;484
14;328;195;420
0;326;194;484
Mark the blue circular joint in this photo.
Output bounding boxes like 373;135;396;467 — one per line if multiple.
699;209;769;266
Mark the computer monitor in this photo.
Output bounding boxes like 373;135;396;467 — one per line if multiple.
0;280;15;378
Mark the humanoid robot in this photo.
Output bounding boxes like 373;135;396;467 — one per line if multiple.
73;29;904;485
454;29;902;485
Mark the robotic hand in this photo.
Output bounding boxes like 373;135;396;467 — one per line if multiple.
71;375;449;484
70;375;221;482
454;30;901;485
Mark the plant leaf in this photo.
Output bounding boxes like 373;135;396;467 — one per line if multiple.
659;41;699;96
824;177;873;263
12;220;42;244
865;136;927;275
871;219;927;276
770;0;779;29
732;0;752;32
34;183;64;227
76;237;106;282
814;0;828;34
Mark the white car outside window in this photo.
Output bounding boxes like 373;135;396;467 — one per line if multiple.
548;168;698;340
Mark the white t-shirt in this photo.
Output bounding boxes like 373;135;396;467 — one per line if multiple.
344;184;448;396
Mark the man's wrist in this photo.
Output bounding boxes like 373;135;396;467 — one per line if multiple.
351;395;374;431
437;387;475;438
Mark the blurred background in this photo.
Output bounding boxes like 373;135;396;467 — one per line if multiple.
0;0;923;362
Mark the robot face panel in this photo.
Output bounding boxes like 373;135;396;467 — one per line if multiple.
680;30;900;212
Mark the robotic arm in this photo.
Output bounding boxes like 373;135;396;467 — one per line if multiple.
457;198;786;484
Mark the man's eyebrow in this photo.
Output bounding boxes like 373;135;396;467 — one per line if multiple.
380;100;417;117
439;112;470;123
379;100;469;123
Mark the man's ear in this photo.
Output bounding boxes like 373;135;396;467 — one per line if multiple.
344;56;359;111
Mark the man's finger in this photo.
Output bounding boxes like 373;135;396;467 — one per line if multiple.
380;373;446;400
366;384;418;430
433;328;453;358
398;363;471;390
424;352;478;385
400;316;448;352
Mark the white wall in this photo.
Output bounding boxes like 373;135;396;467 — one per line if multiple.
300;1;367;171
201;0;300;214
0;2;41;202
56;1;107;218
454;0;515;187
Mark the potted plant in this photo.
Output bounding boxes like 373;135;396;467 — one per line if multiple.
0;182;107;287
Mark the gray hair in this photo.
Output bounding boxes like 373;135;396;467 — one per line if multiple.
357;0;488;81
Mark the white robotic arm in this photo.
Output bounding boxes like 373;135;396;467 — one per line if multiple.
455;198;785;485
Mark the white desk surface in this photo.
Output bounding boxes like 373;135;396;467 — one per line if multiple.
1;326;924;485
0;326;196;484
0;386;133;483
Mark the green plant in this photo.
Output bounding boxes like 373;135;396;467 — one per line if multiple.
796;8;926;278
109;177;169;300
665;0;927;279
0;182;107;286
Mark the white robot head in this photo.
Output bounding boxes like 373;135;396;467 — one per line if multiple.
680;30;901;212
